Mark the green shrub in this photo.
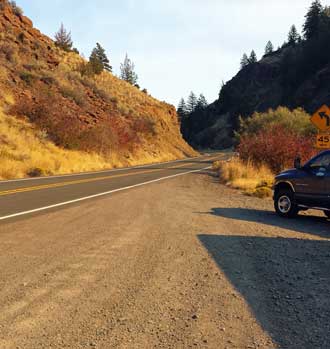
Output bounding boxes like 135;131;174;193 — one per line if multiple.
22;64;39;72
80;77;113;103
78;61;98;77
237;106;316;139
17;32;25;43
93;86;112;103
40;76;57;85
0;43;18;63
59;85;86;107
20;71;38;85
110;96;118;104
27;167;46;177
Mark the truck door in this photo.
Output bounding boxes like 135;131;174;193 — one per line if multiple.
325;166;330;209
295;153;330;207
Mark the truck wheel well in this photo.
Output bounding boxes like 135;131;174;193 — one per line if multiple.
274;182;294;195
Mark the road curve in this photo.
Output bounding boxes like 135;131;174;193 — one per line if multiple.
0;153;225;221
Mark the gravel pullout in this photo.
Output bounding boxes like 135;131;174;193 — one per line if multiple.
0;170;329;348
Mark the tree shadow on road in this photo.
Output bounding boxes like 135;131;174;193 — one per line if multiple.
198;234;330;349
206;207;330;239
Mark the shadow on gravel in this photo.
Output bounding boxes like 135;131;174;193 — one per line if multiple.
198;234;330;349
208;207;329;239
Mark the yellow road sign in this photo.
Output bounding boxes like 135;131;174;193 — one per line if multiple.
316;133;330;149
311;105;330;131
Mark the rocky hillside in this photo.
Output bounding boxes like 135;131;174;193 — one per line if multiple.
182;45;330;149
182;2;330;149
0;1;196;179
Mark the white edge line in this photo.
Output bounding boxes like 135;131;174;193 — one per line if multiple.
0;166;212;221
0;155;203;184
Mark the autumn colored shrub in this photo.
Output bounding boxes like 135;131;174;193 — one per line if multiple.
238;125;317;172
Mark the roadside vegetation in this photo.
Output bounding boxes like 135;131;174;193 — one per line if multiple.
0;105;111;180
214;107;317;197
213;158;274;198
180;0;330;150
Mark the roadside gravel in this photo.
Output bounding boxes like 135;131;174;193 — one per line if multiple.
0;170;329;348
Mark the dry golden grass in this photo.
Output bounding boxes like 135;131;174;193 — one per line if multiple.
62;52;173;119
0;99;193;180
0;43;196;180
0;105;113;180
214;158;274;198
0;4;197;180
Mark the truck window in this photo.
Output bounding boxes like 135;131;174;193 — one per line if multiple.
309;154;330;170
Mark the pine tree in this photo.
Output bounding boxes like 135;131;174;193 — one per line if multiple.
240;53;249;69
89;49;104;75
120;54;138;85
54;23;73;52
288;25;300;45
303;0;323;40
177;98;188;120
219;80;225;98
186;92;198;113
249;50;258;64
320;6;330;33
196;94;208;110
89;43;112;72
264;41;274;55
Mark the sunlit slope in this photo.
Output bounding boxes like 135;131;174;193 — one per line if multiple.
0;1;196;179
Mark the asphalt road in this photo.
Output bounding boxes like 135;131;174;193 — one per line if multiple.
0;151;329;348
0;153;225;221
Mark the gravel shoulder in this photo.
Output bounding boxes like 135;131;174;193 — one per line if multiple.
0;170;329;348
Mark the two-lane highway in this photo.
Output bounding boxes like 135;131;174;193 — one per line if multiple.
0;153;225;221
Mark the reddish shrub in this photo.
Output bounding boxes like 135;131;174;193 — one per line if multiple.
238;125;317;172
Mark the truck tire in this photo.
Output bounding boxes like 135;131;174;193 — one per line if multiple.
274;189;299;218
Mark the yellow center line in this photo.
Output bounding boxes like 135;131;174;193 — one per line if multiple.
0;155;222;197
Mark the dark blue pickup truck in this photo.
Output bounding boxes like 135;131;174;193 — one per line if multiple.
273;150;330;218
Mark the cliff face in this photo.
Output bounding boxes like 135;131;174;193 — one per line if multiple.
0;1;196;179
182;45;330;149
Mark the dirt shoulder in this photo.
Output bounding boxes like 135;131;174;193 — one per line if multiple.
0;170;329;348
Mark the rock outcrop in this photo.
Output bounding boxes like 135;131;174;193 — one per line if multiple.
182;45;330;149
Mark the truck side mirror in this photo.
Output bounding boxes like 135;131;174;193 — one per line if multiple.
294;157;301;170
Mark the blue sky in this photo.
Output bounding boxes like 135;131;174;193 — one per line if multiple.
17;0;318;106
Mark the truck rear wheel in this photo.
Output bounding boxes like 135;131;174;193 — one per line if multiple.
274;189;299;218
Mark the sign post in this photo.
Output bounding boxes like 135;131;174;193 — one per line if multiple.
311;105;330;149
